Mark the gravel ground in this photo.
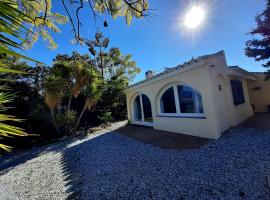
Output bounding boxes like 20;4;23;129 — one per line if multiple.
0;126;269;200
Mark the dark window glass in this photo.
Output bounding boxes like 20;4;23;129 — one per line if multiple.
231;80;245;105
142;94;153;122
160;87;176;113
177;85;203;113
133;95;142;121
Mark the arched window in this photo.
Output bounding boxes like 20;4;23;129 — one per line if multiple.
159;84;203;116
133;94;153;124
160;87;176;113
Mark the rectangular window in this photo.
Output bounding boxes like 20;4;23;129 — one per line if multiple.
231;80;245;105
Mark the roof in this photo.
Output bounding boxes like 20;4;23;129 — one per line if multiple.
127;51;225;90
228;66;257;80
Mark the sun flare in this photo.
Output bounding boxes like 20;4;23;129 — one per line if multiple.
184;6;206;29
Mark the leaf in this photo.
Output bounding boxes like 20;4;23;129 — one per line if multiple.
0;47;41;63
126;9;132;25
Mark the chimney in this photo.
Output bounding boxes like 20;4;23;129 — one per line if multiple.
145;70;154;80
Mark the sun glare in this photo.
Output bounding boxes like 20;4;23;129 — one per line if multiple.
184;6;206;29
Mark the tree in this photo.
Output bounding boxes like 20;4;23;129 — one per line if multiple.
245;0;270;71
86;32;140;80
0;0;147;149
44;52;102;135
1;0;149;59
86;32;110;78
86;32;140;123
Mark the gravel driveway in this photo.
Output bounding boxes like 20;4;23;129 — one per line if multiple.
0;126;269;200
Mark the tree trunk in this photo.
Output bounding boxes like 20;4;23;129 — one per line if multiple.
75;104;86;130
50;109;60;135
67;96;72;112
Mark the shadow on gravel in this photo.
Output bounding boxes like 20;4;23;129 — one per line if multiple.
60;128;270;200
0;137;81;175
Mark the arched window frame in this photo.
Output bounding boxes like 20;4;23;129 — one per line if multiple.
131;93;153;126
157;83;205;118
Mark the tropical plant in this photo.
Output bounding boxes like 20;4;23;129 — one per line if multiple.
86;32;140;123
0;69;27;151
1;0;149;60
44;76;67;134
44;52;102;135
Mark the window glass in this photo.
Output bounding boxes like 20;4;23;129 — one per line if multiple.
133;95;142;121
231;80;245;105
177;85;203;113
142;94;153;122
160;87;176;113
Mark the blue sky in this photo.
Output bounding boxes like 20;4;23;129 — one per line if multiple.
24;0;266;83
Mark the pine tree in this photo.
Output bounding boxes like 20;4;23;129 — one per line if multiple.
245;0;270;68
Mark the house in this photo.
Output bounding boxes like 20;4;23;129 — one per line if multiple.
125;51;269;139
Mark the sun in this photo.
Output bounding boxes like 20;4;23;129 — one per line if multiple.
184;6;206;29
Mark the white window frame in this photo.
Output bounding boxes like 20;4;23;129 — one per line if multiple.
132;93;153;127
157;84;205;118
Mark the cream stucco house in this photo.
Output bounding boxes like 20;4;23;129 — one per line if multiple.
125;51;270;139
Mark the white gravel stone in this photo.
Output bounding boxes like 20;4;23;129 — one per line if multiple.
0;126;269;200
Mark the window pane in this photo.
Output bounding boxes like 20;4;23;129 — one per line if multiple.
177;85;203;113
160;87;176;113
142;94;153;122
133;95;142;121
231;80;245;105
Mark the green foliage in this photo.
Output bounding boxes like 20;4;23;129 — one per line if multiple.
44;52;103;134
103;75;129;119
86;32;140;81
85;32;140;124
1;0;149;61
98;111;113;124
44;76;67;109
17;0;68;49
0;1;29;50
55;110;77;135
0;1;38;61
246;0;270;68
0;86;26;152
94;0;149;25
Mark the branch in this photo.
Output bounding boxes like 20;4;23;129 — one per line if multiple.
76;0;84;39
61;0;77;39
43;0;48;24
123;0;148;17
87;0;97;23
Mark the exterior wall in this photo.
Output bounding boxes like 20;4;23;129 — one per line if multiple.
126;52;254;139
126;62;221;139
229;78;253;125
247;73;270;112
207;56;253;133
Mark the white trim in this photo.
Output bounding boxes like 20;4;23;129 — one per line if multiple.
131;93;153;126
139;94;145;122
158;113;206;118
158;83;204;116
173;85;181;113
132;120;154;127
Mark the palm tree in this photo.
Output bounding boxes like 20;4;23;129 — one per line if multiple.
44;56;102;135
44;76;67;134
75;67;102;129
